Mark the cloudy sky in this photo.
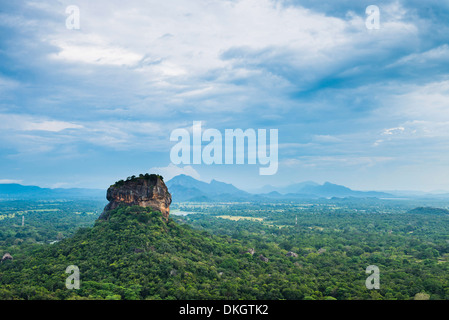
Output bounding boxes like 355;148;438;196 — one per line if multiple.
1;0;449;191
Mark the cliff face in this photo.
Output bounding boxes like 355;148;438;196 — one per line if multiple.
99;175;172;221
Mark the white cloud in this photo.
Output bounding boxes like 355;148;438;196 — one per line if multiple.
0;179;23;184
0;113;175;152
382;127;405;135
388;44;449;67
382;80;449;121
40;0;416;85
9;0;420;127
3;0;447;191
50;33;143;66
51;42;143;66
0;114;83;132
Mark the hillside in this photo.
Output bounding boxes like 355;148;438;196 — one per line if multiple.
2;184;449;300
0;205;306;299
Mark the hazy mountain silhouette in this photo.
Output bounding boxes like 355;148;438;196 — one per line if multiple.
165;175;250;202
0;183;105;200
165;175;394;202
0;177;395;202
253;181;319;194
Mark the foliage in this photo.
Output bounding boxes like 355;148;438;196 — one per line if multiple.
2;199;449;300
112;174;164;187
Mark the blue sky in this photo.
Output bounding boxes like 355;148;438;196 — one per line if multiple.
1;0;449;192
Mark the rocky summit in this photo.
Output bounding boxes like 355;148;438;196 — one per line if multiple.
99;174;172;221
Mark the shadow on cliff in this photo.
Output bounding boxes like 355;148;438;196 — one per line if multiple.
99;174;172;221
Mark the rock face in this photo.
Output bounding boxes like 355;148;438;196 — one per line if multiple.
99;174;172;221
241;248;255;255
286;251;298;257
1;253;12;262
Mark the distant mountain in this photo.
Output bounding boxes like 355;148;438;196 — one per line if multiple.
0;177;395;202
166;175;249;202
166;175;394;202
167;175;243;195
299;182;392;198
386;190;449;199
253;181;319;194
280;181;320;194
0;183;105;200
251;181;392;199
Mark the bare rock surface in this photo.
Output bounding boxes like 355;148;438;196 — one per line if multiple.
99;174;172;221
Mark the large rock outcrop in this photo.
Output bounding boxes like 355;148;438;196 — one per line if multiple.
1;253;12;262
99;174;172;221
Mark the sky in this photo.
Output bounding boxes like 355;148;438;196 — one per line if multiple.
1;0;449;192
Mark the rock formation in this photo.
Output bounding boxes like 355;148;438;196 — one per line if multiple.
99;174;172;221
286;251;298;257
1;253;12;262
241;248;255;255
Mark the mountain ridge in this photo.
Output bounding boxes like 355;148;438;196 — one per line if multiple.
0;176;405;202
165;175;394;202
0;183;105;200
166;175;250;202
0;204;290;299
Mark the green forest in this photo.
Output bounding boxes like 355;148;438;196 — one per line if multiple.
1;199;449;300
